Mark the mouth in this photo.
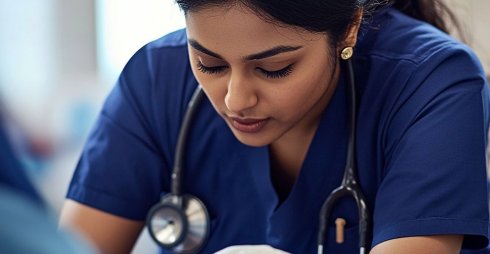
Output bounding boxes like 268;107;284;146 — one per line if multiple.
228;116;269;133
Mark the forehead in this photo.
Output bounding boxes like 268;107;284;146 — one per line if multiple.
185;5;326;56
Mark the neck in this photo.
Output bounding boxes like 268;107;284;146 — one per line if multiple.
268;66;340;202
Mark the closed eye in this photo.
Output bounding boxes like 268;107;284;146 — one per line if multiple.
196;61;294;79
196;61;228;74
257;64;294;79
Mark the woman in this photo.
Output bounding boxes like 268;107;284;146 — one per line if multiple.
60;0;490;253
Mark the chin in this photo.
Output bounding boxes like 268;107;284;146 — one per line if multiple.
231;131;273;148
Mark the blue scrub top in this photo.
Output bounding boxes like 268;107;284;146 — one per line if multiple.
67;8;490;253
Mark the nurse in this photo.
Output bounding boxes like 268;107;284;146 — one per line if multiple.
60;0;490;253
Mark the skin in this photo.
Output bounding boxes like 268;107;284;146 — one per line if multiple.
59;200;144;254
59;4;464;254
186;5;339;198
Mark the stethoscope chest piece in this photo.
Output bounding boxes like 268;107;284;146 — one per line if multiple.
147;194;210;254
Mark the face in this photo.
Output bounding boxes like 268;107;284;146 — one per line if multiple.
186;5;340;147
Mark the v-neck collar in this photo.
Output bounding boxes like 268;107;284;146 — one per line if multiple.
247;75;350;234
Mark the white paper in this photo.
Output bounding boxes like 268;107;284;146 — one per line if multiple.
214;245;290;254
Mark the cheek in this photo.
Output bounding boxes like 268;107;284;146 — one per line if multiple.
188;57;223;103
191;71;228;111
272;82;323;112
266;62;333;118
274;66;331;104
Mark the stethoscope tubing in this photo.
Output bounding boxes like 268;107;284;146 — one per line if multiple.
317;58;371;253
147;86;210;254
172;86;206;196
155;57;371;253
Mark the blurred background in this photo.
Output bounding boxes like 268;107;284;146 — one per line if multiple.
0;0;184;253
0;0;488;253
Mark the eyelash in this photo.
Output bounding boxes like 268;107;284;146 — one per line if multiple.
196;61;228;75
196;61;294;79
259;64;294;79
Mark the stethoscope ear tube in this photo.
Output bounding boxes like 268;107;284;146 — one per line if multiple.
345;57;371;251
317;58;371;253
147;85;210;254
317;185;370;254
172;86;206;196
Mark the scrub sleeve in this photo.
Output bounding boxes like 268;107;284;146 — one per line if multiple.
66;32;195;220
368;44;490;249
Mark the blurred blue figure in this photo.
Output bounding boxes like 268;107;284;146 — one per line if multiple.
0;116;44;203
0;115;94;254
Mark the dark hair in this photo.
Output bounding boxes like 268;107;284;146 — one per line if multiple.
176;0;460;46
393;0;463;39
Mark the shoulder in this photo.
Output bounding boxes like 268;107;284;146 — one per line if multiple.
355;8;488;108
114;28;198;116
124;28;190;77
101;28;198;162
354;7;490;168
357;8;484;72
141;28;189;63
147;28;188;49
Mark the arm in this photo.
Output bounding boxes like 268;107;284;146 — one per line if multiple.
59;200;145;254
368;46;489;250
370;235;463;254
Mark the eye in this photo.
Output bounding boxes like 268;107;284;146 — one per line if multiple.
257;64;294;79
196;61;228;75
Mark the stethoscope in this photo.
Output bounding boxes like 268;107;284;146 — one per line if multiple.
317;57;371;254
146;56;371;253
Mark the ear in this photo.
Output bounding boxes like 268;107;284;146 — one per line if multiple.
341;10;363;48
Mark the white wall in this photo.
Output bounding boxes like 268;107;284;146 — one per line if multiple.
446;0;490;75
96;0;185;81
0;0;57;122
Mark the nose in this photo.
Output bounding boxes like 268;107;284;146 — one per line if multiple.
224;74;258;114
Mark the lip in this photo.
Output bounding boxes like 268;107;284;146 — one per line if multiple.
228;117;269;133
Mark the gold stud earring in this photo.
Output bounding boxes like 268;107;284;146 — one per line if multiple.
341;47;354;60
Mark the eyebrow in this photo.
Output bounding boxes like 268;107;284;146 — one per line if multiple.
188;39;303;61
